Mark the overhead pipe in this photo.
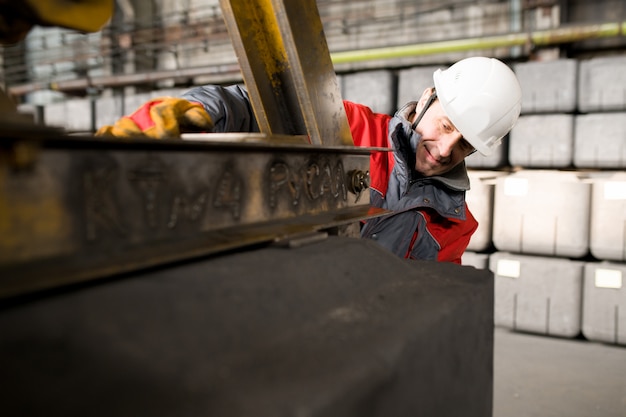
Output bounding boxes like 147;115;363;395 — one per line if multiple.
8;20;626;96
330;21;626;64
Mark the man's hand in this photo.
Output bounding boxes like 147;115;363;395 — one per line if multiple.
96;97;213;139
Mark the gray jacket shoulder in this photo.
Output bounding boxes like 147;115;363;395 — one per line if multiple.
181;84;260;133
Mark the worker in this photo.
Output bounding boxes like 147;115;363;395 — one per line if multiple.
97;56;522;264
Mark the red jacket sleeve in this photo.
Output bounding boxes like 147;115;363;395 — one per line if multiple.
343;101;394;197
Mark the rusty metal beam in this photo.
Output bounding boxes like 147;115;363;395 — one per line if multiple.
0;133;378;299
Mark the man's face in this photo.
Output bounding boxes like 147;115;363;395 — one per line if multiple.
412;89;475;177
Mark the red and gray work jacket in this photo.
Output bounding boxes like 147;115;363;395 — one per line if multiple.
343;101;478;264
182;85;478;264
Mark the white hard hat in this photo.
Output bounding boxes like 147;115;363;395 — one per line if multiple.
433;57;522;156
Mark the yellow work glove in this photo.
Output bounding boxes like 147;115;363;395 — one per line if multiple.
96;97;213;139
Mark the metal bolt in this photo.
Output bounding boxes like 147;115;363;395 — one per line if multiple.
347;169;370;194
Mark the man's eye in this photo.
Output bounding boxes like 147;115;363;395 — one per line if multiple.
460;139;474;152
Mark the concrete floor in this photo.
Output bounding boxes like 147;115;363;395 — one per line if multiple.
493;327;626;417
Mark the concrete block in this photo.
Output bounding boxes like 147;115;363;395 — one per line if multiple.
466;170;507;252
43;101;67;129
508;114;574;168
582;261;626;345
462;251;490;270
64;99;93;133
574;113;626;169
491;251;584;337
44;99;92;132
514;59;577;113
578;56;626;112
396;66;439;108
589;172;626;261
96;95;125;128
465;138;509;169
342;69;397;115
492;170;591;258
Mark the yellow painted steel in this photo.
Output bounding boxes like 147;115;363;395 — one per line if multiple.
27;0;114;33
220;0;353;147
0;188;73;262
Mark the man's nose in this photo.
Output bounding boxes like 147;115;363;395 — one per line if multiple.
438;133;463;159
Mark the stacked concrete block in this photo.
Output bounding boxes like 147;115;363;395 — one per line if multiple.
514;59;578;114
461;251;490;270
574;113;626;168
43;101;69;129
508;114;574;168
492;170;591;258
342;69;396;115
465;140;509;169
578;56;626;112
96;95;125;128
396;66;440;108
67;99;95;133
589;172;626;262
44;99;93;133
491;252;584;337
466;170;507;252
582;261;626;345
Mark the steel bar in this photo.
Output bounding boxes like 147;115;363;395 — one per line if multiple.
0;132;380;299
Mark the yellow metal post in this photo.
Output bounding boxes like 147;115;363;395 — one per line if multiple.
219;0;354;147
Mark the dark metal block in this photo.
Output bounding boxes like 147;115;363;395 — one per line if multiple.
0;236;493;417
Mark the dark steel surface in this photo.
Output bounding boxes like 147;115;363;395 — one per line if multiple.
0;236;494;417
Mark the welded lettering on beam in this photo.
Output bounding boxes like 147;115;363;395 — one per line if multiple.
79;152;358;242
83;157;126;241
268;157;348;209
167;192;208;229
128;155;167;229
213;164;242;220
305;160;347;201
269;161;301;208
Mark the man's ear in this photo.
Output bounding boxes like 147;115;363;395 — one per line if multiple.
416;87;436;111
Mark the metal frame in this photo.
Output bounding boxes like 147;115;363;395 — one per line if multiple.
219;0;354;146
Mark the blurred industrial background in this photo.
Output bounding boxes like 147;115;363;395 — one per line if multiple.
1;0;625;416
